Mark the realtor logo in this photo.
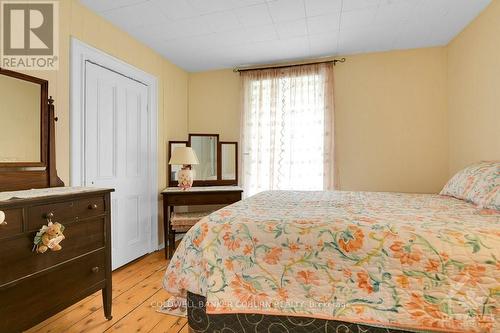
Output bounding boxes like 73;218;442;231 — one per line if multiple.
1;1;59;70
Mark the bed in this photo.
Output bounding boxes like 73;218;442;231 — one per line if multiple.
164;166;499;333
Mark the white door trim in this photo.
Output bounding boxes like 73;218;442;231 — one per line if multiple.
70;37;159;253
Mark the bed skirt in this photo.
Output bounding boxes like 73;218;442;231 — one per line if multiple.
187;292;414;333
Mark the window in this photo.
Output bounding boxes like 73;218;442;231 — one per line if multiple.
241;63;334;196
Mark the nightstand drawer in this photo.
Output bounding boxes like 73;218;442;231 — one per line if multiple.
166;191;242;206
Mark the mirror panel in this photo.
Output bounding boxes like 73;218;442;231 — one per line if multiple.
168;141;187;185
0;74;41;163
221;142;237;181
189;134;218;181
168;135;238;187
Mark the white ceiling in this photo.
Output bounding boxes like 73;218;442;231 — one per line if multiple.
79;0;491;72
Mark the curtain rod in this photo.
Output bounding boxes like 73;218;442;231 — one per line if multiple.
233;58;346;73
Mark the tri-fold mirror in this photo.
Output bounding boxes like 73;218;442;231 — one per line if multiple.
168;134;238;187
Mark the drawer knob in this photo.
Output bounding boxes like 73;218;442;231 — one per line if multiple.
0;211;6;225
45;212;54;221
91;266;99;273
88;204;98;210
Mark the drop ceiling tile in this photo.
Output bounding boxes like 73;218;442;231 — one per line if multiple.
128;22;176;44
246;24;279;42
304;0;342;17
307;13;341;35
267;0;306;22
152;0;199;20
231;0;268;6
340;8;377;30
211;29;253;47
374;1;417;25
102;2;167;29
276;18;308;39
342;0;381;12
272;36;310;55
248;36;309;58
171;34;225;54
308;32;338;56
164;16;213;38
201;11;242;32
187;0;237;14
339;25;397;54
234;4;273;27
414;0;449;18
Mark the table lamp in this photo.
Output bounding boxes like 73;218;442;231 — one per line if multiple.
169;147;199;190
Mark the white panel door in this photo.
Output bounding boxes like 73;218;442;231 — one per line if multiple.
85;61;151;270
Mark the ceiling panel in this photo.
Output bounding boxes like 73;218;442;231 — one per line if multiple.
275;18;308;39
307;13;341;35
266;0;306;22
80;0;492;72
234;4;273;27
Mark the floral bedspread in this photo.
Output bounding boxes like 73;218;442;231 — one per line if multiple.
163;191;500;333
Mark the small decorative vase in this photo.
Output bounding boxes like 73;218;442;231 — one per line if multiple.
177;166;193;190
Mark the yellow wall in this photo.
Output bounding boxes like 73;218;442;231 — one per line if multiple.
187;48;449;193
447;0;500;174
334;48;449;193
188;70;240;141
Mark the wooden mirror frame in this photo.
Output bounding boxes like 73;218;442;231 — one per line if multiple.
0;68;64;191
167;135;239;187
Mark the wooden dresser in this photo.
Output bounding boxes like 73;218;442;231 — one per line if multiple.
0;187;113;332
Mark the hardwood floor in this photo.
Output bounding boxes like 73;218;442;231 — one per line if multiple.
25;251;188;333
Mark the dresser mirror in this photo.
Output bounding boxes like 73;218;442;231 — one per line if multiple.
168;134;238;187
0;70;46;166
189;134;219;182
220;142;238;182
0;68;63;191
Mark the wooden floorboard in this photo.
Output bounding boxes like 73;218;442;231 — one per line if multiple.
26;251;188;333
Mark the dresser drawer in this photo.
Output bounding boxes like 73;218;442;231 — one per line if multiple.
27;195;106;231
0;217;106;286
75;196;106;219
0;208;23;239
0;249;105;332
27;200;77;231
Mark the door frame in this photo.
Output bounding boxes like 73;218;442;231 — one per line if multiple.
70;38;159;254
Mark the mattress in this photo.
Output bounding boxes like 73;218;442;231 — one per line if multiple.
164;190;500;333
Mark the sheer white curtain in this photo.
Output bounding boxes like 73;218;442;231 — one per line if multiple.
240;63;335;196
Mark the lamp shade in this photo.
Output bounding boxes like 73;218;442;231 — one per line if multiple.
169;147;199;165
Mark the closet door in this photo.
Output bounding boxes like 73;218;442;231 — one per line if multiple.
85;61;151;269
